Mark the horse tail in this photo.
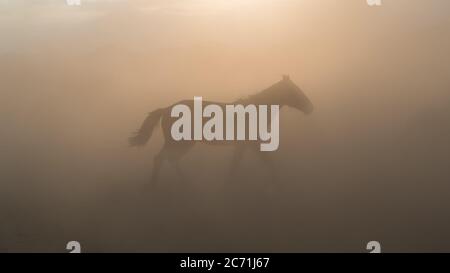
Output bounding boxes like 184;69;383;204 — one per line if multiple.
129;108;165;146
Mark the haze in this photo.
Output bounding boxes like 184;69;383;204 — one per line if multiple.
1;0;450;252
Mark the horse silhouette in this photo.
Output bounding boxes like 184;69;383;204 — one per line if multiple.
129;75;314;184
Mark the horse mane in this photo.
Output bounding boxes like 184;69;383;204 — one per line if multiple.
234;80;283;105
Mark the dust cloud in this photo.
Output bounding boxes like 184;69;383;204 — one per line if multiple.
1;0;450;252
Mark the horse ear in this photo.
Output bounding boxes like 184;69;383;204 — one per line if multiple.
282;75;290;81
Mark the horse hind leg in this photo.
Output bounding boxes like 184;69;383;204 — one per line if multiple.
170;158;188;182
151;142;193;186
167;142;194;182
151;146;167;186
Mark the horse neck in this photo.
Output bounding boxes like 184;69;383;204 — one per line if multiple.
236;88;281;106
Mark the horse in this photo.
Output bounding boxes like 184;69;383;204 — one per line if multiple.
129;75;314;184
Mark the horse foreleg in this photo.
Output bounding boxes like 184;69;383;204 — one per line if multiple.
229;145;245;179
257;151;278;183
170;159;188;181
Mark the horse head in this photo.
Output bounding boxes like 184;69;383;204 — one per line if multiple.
276;75;314;115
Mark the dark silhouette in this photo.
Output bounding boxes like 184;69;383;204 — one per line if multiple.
129;75;314;184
